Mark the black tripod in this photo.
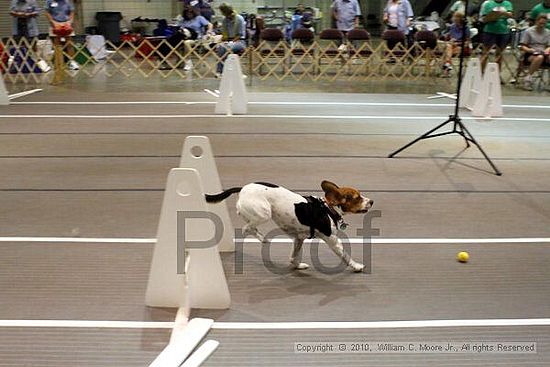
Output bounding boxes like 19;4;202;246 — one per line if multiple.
388;0;502;176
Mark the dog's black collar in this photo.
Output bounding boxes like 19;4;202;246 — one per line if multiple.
322;199;348;231
304;196;348;239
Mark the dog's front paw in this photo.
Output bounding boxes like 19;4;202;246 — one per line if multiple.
349;262;365;273
291;262;310;270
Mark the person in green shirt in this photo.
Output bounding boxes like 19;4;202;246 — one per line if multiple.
530;0;550;30
480;0;513;73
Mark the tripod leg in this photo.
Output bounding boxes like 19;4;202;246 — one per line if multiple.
460;123;502;176
455;121;471;148
388;118;453;158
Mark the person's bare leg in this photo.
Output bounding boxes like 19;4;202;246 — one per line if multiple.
66;36;74;59
481;45;491;72
445;43;453;64
495;46;504;71
528;54;544;75
524;54;544;90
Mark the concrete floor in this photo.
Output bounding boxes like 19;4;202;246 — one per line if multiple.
0;91;549;366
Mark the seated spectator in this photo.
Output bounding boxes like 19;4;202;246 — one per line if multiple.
215;3;246;77
289;5;315;39
179;6;213;69
157;6;213;70
443;12;470;76
516;11;532;48
179;5;213;38
519;14;550;90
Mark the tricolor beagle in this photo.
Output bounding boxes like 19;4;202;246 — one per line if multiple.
206;181;373;272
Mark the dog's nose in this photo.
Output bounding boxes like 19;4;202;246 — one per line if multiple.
368;199;374;206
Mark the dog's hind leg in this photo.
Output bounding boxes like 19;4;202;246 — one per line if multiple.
237;201;271;244
242;222;267;244
290;237;309;270
318;234;365;273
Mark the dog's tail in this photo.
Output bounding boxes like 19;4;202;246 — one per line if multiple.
205;187;242;203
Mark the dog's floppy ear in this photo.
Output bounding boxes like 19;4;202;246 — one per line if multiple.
321;180;343;205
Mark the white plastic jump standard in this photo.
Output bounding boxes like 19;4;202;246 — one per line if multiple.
459;58;482;110
180;136;235;253
472;62;503;118
215;54;248;115
148;318;214;367
145;168;230;310
0;75;9;105
181;340;220;367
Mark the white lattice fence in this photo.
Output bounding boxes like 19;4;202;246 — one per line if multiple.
1;36;522;84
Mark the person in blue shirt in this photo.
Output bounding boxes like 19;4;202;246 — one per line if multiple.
215;3;246;76
10;0;40;40
331;0;361;33
44;0;78;70
179;5;213;38
45;0;73;31
158;6;214;70
290;4;305;36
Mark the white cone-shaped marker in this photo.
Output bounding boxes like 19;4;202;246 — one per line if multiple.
180;136;235;253
215;54;247;115
0;75;9;105
459;58;482;110
146;168;230;310
472;62;503;118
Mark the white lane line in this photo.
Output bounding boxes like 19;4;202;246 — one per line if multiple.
1;237;549;244
203;89;219;98
8;89;42;100
9;101;550;109
212;319;550;330
1;114;550;122
1;318;549;329
0;237;156;243
11;101;213;105
0;320;174;329
252;102;550;110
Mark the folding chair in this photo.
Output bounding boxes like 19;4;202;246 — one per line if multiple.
317;29;345;75
257;28;287;75
288;28;315;76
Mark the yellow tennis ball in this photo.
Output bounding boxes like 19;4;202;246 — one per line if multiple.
457;251;469;263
